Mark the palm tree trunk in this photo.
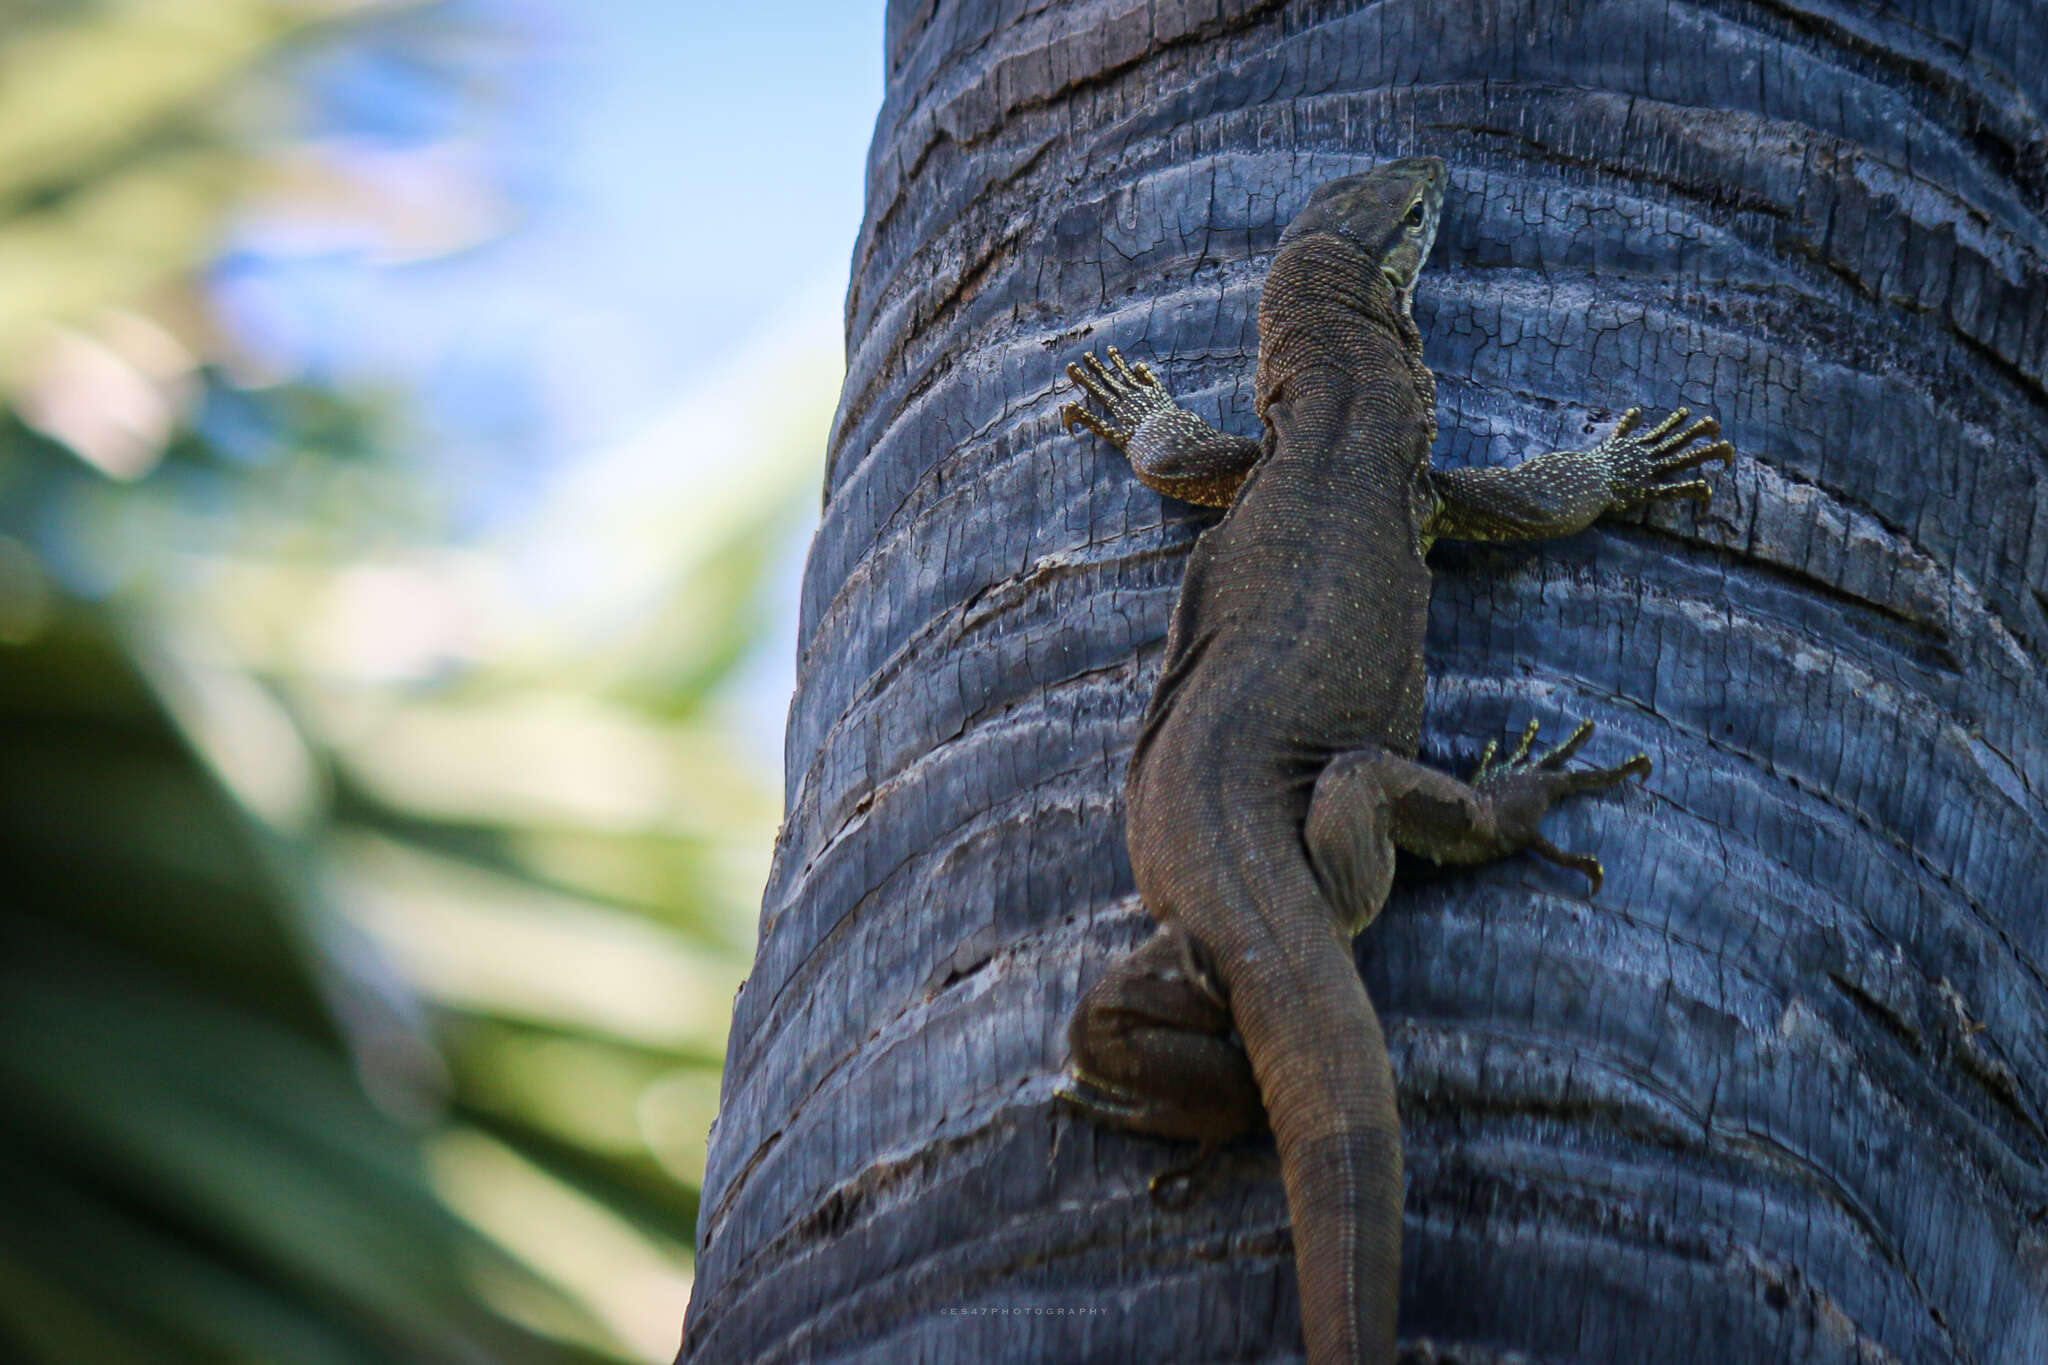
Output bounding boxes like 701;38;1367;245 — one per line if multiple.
682;2;2048;1361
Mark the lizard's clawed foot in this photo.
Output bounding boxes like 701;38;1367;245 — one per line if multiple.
1473;716;1651;896
1592;405;1736;511
1062;345;1176;451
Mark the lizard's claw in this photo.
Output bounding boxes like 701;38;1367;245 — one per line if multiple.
1063;345;1178;451
1590;404;1736;512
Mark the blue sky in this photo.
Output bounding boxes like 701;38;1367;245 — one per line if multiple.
216;0;885;529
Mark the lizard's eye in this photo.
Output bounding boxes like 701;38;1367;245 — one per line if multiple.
1404;201;1427;229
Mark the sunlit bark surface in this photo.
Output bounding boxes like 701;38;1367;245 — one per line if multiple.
683;2;2048;1361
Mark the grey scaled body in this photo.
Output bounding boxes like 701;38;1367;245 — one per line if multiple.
1057;157;1733;1364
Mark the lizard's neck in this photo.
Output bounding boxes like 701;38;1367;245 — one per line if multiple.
1253;232;1438;444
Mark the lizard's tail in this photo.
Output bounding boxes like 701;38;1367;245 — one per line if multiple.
1226;860;1402;1365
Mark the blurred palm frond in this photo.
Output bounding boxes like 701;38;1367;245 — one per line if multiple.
0;5;817;1362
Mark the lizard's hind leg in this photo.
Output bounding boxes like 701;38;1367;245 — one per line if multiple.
1307;720;1650;905
1060;920;1262;1146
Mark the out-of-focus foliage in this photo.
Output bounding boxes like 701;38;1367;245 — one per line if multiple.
0;4;823;1361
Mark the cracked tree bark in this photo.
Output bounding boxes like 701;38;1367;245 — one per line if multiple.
681;3;2048;1361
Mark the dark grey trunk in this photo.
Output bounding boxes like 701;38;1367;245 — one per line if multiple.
682;3;2048;1361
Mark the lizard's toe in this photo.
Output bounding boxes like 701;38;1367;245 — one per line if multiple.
1531;837;1606;896
1536;717;1596;769
1647;479;1713;504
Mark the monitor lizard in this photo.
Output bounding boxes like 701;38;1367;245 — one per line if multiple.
1055;156;1733;1364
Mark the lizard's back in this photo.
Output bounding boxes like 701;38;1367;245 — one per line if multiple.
1128;230;1441;877
1118;221;1443;1365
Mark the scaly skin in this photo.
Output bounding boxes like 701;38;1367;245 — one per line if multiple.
1055;158;1732;1363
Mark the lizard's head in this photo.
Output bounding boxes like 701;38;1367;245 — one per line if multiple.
1280;157;1446;314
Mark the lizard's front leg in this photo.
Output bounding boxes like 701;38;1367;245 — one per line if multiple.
1062;346;1264;507
1428;406;1734;543
1308;718;1650;912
